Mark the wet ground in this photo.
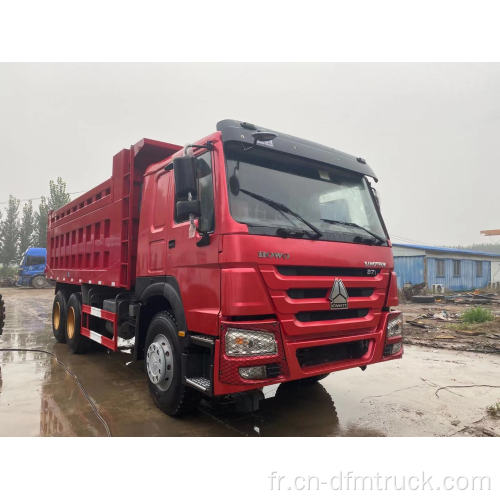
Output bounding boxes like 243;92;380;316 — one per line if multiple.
0;287;499;437
400;301;500;354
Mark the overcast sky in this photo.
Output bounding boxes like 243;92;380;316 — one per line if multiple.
0;63;499;246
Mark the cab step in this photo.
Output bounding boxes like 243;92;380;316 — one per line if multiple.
185;376;212;394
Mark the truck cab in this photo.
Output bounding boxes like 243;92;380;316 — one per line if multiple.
136;120;402;403
17;247;48;288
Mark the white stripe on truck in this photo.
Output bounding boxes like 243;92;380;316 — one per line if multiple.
90;307;101;318
88;330;103;344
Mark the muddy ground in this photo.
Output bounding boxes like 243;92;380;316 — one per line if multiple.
400;300;500;354
0;287;498;437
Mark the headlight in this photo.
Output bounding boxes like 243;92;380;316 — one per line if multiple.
225;328;277;357
386;314;403;338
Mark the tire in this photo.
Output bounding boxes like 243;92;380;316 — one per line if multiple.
31;275;48;289
52;291;67;343
285;373;330;386
144;312;200;416
65;293;91;354
0;294;5;335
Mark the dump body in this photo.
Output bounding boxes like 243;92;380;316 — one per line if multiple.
46;139;181;288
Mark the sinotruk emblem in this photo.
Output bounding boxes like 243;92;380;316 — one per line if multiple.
329;279;349;310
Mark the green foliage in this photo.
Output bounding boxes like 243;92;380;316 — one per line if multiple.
48;177;71;211
19;200;36;256
1;177;71;253
461;307;494;324
0;264;18;280
455;242;500;254
0;195;20;266
34;177;71;247
34;196;49;248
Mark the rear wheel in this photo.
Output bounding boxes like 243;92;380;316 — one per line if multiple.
145;312;200;416
52;291;67;343
65;293;91;354
0;294;5;335
31;275;48;289
286;373;330;386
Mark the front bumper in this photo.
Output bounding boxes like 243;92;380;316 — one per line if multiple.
212;311;403;396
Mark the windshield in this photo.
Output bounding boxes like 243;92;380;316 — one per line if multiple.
224;143;387;245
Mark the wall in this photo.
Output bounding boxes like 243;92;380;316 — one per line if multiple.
394;255;425;288
491;261;500;284
426;257;491;291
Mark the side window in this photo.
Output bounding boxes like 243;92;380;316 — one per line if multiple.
436;259;445;277
476;260;483;277
453;260;461;277
174;151;214;232
153;171;169;228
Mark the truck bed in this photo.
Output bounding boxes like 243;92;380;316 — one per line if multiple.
46;139;181;289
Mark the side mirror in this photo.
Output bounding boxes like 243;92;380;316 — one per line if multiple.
173;156;198;198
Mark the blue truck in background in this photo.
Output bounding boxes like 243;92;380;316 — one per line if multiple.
17;247;49;288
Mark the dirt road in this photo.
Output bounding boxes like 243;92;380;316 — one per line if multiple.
0;287;498;436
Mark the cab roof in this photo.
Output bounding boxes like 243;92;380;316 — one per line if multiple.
216;119;378;181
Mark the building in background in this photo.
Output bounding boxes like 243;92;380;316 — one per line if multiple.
392;243;500;292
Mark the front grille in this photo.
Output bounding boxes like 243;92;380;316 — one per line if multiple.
277;266;380;277
297;340;370;367
287;288;374;299
296;308;369;322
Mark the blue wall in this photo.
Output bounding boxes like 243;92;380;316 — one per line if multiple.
426;257;490;291
394;256;491;291
394;256;425;288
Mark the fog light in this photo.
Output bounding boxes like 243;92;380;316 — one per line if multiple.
384;341;403;356
386;314;403;338
239;365;267;380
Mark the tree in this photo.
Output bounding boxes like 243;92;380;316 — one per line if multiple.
0;195;20;266
48;177;71;211
0;210;3;260
34;177;71;248
34;196;49;248
19;200;36;255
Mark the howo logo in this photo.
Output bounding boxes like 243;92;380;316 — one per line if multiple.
329;278;349;310
257;251;290;260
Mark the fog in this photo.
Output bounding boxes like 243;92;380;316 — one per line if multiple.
1;63;499;246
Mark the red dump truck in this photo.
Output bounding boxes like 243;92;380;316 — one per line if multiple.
46;119;402;416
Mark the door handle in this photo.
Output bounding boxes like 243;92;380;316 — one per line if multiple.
168;240;176;249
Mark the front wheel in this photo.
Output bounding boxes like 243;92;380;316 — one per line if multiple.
31;275;48;289
145;312;200;416
285;373;330;386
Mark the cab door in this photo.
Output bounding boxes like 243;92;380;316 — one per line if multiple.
165;147;221;335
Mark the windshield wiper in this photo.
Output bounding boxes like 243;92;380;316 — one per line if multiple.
239;188;322;239
320;218;386;245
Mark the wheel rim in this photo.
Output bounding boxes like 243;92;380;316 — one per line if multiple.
67;306;75;339
53;302;61;330
146;334;174;391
